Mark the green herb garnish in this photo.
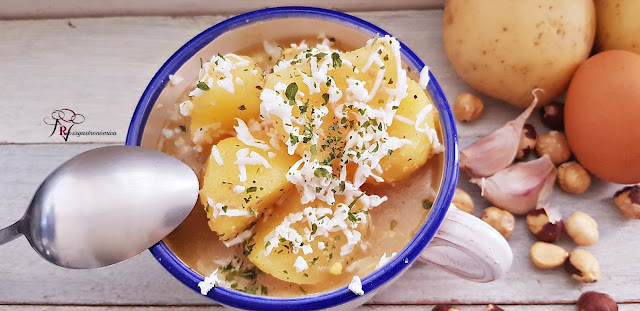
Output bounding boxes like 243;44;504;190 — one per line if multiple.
246;187;257;193
390;219;398;230
238;105;246;110
314;167;331;179
179;125;186;132
348;193;365;209
331;52;342;69
285;82;298;102
422;200;433;210
196;82;210;91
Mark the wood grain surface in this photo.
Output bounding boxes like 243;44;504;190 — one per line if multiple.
0;9;638;309
0;0;446;20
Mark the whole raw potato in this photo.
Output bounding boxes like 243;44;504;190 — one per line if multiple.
595;0;640;54
443;0;596;108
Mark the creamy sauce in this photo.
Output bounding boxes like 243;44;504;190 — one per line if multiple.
157;37;443;297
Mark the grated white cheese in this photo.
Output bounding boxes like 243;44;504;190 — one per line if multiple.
414;104;433;133
268;152;276;158
232;185;245;194
234;118;270;150
189;53;251;97
293;256;309;272
169;74;184;86
192;123;221;146
179;100;193;117
198;268;221;295
234;148;271;182
375;252;397;269
210;145;224;165
263;41;283;59
223;229;253;247
418;65;430;89
414;104;442;153
318;241;326;250
348;275;364;296
207;197;250;218
162;128;175;139
393;114;414;125
235;77;244;85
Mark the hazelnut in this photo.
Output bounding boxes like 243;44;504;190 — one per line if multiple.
535;131;571;165
539;101;564;130
565;249;601;283
432;305;460;311
565;211;599;246
526;209;564;242
453;92;484;122
483;304;505;311
613;185;640;219
557;162;591;194
481;207;515;239
516;123;537;159
530;241;569;269
577;291;618;311
452;188;474;214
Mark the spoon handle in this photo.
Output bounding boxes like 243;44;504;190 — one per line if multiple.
0;221;22;245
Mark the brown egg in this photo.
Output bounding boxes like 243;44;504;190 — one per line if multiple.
565;50;640;184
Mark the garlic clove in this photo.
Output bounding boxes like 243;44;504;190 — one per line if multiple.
460;93;538;178
471;155;556;215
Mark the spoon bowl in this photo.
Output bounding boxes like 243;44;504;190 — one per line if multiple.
0;145;199;269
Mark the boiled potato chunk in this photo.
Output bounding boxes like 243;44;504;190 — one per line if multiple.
190;55;263;146
200;133;299;241
264;65;344;158
595;0;640;54
264;40;401;162
333;39;400;110
377;79;438;183
248;195;369;284
443;0;595;107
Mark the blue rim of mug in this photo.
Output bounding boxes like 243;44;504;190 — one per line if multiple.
125;6;459;311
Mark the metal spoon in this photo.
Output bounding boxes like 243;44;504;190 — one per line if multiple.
0;145;199;269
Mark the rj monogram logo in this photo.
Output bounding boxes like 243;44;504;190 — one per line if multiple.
43;109;85;141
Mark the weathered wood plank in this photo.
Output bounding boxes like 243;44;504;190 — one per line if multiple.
0;11;526;144
1;144;638;305
1;1;446;20
1;12;639;307
1;304;640;311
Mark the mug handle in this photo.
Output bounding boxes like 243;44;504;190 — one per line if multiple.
419;205;513;282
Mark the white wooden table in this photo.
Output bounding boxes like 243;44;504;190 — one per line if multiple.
1;3;639;310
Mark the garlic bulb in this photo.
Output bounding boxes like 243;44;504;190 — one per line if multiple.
471;155;556;215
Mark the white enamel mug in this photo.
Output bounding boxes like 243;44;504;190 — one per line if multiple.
127;6;513;311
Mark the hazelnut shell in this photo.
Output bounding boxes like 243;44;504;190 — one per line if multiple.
432;305;460;311
516;124;537;159
614;185;640;219
539;101;564;130
565;249;601;283
526;209;564;242
577;291;618;311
